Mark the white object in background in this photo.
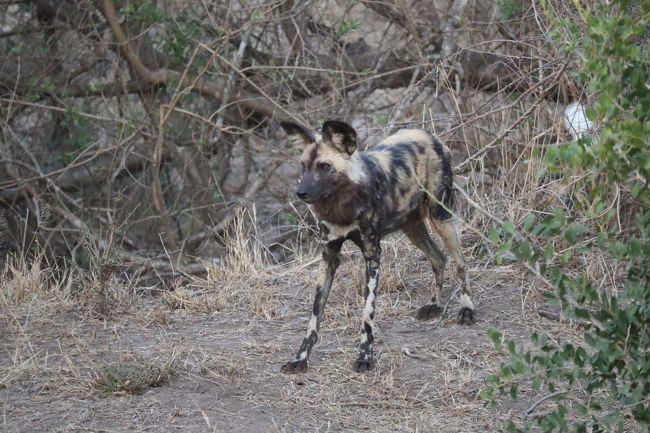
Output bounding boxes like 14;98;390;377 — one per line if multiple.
563;102;594;140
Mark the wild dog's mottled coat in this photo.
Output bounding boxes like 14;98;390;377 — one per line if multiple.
280;120;474;373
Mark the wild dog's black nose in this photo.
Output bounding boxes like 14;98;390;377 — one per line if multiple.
296;190;308;200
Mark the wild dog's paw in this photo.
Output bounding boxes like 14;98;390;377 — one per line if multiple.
415;304;442;321
281;359;308;374
457;307;475;325
353;353;375;373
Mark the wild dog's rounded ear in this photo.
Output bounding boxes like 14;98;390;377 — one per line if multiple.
322;120;357;155
280;121;316;147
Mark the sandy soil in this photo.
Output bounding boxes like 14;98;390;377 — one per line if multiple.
1;235;579;433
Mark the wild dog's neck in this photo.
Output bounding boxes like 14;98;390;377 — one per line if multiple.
312;185;364;226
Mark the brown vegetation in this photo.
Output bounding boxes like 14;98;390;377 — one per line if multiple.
0;0;635;431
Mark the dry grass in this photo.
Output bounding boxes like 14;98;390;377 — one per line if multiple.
91;356;171;396
161;286;225;313
0;252;61;305
221;207;267;276
0;224;631;432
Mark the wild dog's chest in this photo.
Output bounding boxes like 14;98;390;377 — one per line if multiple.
319;220;360;242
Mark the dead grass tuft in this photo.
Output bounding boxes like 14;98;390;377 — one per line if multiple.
0;252;61;305
91;357;170;396
161;286;224;313
150;304;170;326
249;279;283;319
221;207;267;277
199;354;249;379
198;207;294;318
65;265;133;317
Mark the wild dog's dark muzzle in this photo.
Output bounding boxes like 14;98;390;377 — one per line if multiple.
296;189;308;200
296;173;314;202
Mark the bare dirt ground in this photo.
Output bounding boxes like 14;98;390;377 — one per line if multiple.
1;234;579;433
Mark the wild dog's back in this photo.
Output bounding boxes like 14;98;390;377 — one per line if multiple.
358;129;455;232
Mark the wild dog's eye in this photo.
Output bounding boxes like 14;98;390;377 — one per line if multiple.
317;161;332;171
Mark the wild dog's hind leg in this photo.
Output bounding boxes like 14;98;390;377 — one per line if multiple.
431;218;475;325
402;218;447;320
281;238;344;373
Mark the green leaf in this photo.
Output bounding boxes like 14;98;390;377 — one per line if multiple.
509;384;518;400
609;241;627;257
478;387;494;401
522;213;536;231
502;221;515;235
251;9;262;21
487;326;502;349
545;241;555;261
488;227;500;243
573;307;590;320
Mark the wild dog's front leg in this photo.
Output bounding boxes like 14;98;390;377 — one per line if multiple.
354;240;381;373
281;239;343;373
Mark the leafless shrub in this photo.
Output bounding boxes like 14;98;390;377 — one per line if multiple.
0;0;583;284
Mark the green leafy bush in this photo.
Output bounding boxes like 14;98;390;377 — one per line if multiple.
481;1;649;431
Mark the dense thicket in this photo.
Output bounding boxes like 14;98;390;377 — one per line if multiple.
1;0;574;281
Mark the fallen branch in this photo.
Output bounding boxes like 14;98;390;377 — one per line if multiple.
525;391;567;418
537;308;592;329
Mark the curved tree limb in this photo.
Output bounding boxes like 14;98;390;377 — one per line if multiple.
97;0;293;121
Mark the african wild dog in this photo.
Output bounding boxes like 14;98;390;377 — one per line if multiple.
280;120;474;373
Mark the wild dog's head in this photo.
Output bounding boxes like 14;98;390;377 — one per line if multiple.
281;120;364;204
